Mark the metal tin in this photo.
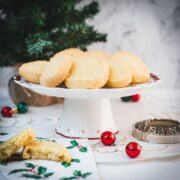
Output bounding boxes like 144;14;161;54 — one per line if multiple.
132;119;180;144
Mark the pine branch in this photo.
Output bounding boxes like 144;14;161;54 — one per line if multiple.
0;0;107;66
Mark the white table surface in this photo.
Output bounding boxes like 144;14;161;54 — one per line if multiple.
0;88;180;180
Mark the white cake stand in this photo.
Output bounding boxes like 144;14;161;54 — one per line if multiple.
15;73;160;139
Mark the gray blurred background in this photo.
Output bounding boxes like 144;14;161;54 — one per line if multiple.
85;0;180;89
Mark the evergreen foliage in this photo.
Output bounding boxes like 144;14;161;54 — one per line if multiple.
0;0;107;66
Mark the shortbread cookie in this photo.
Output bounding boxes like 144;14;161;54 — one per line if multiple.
84;51;132;88
53;48;83;58
23;140;71;163
65;55;109;89
113;52;150;84
107;57;132;88
40;54;72;87
19;61;48;83
0;128;35;161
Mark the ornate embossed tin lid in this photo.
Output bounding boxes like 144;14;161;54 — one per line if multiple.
132;119;180;144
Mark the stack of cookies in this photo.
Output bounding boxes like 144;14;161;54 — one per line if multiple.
19;48;150;89
0;128;71;163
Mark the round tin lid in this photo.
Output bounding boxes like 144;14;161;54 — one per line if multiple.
132;119;180;144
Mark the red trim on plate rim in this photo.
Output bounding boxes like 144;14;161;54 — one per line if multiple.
55;129;119;140
150;73;160;80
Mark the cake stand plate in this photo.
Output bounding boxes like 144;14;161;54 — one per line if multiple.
15;73;160;139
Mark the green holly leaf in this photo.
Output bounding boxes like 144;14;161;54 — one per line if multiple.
61;158;80;167
44;172;54;178
70;140;78;147
21;173;42;179
79;147;88;152
0;132;8;135
8;169;28;175
60;170;91;180
25;163;35;169
71;159;80;163
73;170;82;177
60;177;77;180
61;162;71;168
82;172;92;178
67;146;74;149
38;166;47;174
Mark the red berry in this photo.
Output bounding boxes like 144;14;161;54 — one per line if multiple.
1;106;13;118
131;94;141;102
101;131;116;146
126;142;141;158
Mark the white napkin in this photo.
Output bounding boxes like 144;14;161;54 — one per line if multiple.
0;138;99;180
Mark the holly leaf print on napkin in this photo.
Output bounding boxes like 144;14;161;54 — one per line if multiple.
67;140;88;153
25;163;36;168
60;170;92;180
43;172;54;178
8;169;29;175
61;158;80;168
21;174;42;179
0;132;8;136
8;163;54;179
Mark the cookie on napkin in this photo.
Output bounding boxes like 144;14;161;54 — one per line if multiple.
23;140;71;163
0;128;35;161
19;60;48;83
113;52;150;84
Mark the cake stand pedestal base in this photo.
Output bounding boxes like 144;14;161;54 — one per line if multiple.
56;98;118;139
